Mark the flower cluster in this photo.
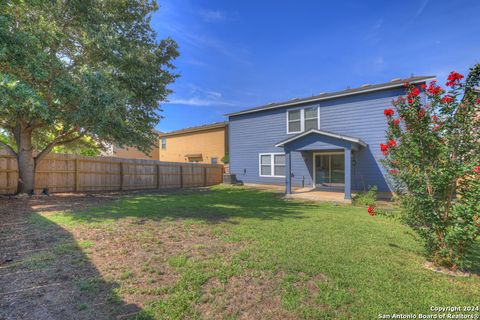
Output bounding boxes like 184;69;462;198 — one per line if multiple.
384;108;394;117
380;139;397;155
407;87;420;103
426;81;443;95
441;95;454;103
446;71;464;87
380;143;389;155
367;205;376;216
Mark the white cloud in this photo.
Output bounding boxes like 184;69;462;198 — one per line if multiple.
416;0;429;17
166;97;237;107
166;84;239;107
200;10;227;23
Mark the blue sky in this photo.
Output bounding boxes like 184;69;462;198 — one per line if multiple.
152;0;480;132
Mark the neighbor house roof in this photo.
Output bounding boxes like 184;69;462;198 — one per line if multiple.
226;75;435;117
158;121;228;137
275;129;367;148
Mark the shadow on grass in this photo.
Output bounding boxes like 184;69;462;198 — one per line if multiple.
44;186;319;225
0;206;153;320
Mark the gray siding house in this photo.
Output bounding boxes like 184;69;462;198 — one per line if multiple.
226;76;434;199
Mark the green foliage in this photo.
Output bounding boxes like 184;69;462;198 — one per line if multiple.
0;0;178;154
352;185;378;206
380;65;480;269
1;128;101;156
221;153;229;164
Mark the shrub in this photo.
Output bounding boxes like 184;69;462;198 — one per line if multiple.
352;185;378;206
372;65;480;270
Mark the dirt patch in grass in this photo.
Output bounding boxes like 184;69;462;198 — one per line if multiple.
198;270;296;320
0;194;124;320
0;190;243;319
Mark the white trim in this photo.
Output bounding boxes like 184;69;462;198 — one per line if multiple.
312;151;345;188
226;77;436;117
286;105;320;134
275;129;367;148
258;152;286;178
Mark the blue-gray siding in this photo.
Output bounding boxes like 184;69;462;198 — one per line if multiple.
228;87;407;192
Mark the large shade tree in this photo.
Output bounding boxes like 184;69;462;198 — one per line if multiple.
0;0;178;193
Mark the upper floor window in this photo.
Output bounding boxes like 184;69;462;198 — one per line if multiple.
287;110;302;133
286;106;320;134
161;137;166;150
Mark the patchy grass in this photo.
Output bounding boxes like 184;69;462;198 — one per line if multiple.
9;186;480;319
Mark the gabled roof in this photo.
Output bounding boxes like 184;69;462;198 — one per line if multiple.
226;75;435;117
158;121;228;137
275;129;367;148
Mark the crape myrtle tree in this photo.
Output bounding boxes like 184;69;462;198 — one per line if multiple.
369;65;480;270
0;0;178;193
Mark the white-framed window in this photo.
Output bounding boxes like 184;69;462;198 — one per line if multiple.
287;109;302;134
286;106;320;134
161;137;166;150
259;153;285;177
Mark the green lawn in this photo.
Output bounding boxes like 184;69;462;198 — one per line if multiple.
36;186;480;319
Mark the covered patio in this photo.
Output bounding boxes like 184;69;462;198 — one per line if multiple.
275;129;367;200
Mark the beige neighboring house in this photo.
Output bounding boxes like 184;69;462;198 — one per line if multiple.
156;122;228;164
104;130;162;160
111;145;159;160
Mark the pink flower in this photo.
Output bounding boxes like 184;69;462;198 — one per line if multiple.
474;166;480;173
388;139;396;147
392;119;401;126
389;169;399;174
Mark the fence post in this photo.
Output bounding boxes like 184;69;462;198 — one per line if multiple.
120;162;124;191
75;159;80;192
156;164;160;189
179;165;183;188
203;167;207;186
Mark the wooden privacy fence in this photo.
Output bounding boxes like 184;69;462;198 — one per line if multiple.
0;151;224;195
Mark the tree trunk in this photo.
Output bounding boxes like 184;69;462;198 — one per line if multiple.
16;125;35;194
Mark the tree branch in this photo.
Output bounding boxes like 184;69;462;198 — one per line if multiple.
35;129;82;164
0;140;17;157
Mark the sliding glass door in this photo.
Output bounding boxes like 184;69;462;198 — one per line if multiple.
314;153;345;188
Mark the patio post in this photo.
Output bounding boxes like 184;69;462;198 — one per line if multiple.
285;150;292;194
344;145;352;200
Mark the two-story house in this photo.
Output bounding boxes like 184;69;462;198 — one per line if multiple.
157;122;228;164
226;76;435;199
